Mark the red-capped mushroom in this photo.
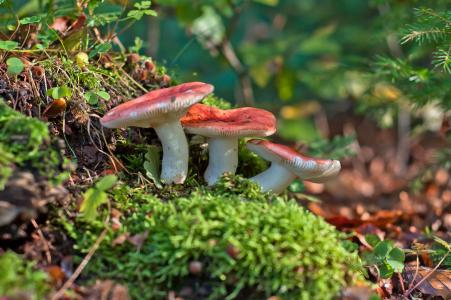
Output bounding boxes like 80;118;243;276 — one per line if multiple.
181;104;276;185
100;82;214;184
246;139;341;194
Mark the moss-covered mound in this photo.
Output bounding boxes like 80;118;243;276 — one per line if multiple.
0;101;69;189
64;179;362;300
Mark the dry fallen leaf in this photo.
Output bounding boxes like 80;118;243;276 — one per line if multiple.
404;262;451;299
127;231;149;251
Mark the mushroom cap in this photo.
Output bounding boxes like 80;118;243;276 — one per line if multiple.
100;82;214;128
181;104;276;138
246;139;341;180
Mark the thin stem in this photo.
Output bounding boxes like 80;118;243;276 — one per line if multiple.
404;250;449;297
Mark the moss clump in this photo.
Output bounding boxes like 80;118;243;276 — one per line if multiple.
201;94;233;109
0;251;50;300
0;100;70;189
65;178;362;300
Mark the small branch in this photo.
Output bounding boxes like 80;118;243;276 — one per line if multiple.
407;253;420;292
51;227;108;300
220;41;254;106
30;219;52;264
404;250;449;297
397;272;406;294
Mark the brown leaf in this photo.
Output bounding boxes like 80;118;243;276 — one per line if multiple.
404;262;451;298
85;280;130;300
46;265;66;284
112;233;129;246
341;286;374;300
127;231;148;251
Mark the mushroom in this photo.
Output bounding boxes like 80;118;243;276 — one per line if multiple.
100;82;214;184
246;139;341;194
181;104;276;185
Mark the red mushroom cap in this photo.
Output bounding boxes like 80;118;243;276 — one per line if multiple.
246;139;340;180
181;104;276;138
100;82;214;128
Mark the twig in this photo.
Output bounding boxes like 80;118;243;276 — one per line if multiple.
88;114;130;175
50;227;108;299
407;251;420;292
120;69;148;93
404;250;449;297
30;219;52;264
220;41;254;106
397;272;406;294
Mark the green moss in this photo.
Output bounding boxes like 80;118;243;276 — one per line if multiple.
0;251;50;300
65;177;363;300
201;94;233;109
0;100;70;189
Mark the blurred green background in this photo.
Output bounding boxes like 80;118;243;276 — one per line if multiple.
6;0;451;143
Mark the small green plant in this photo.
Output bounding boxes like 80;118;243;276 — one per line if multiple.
80;175;118;221
0;251;50;300
362;235;406;279
47;86;72;100
6;57;24;75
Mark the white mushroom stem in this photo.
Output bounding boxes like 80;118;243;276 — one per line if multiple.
154;120;188;184
204;137;238;185
250;163;296;194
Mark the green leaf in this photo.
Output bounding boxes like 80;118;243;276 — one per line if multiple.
127;9;157;20
143;146;161;188
365;234;381;248
79;175;116;221
362;251;379;265
342;240;358;252
374;241;392;258
89;43;112;58
84;92;99;105
253;0;279;6
88;0;104;12
379;263;394;279
47;86;72;99
80;188;107;221
135;1;152;9
387;248;405;273
288;179;304;193
95;91;110;101
0;40;19;50
6;57;24;75
95;175;117;191
19;16;41;25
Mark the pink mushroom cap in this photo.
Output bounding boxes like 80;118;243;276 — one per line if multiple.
100;82;214;129
246;139;341;180
181;103;276;138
